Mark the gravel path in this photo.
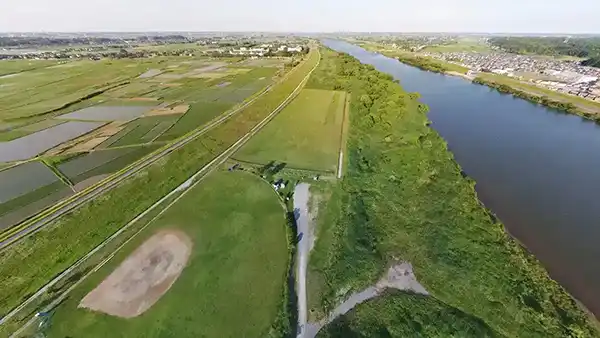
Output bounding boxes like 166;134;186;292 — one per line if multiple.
294;183;313;337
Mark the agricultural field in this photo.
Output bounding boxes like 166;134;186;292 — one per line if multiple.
235;89;347;172
422;39;492;53
0;161;69;230
38;170;289;338
0;59;61;76
0;47;319;334
0;51;285;236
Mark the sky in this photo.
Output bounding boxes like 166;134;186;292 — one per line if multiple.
0;0;599;33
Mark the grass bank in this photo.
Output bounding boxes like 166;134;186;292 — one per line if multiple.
0;47;319;321
395;52;469;74
474;74;600;120
308;48;599;337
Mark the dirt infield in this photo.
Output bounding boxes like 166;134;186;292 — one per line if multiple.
79;230;192;318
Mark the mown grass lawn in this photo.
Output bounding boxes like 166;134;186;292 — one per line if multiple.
235;88;346;172
46;170;289;338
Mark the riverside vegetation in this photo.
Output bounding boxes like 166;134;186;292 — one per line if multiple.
307;48;599;337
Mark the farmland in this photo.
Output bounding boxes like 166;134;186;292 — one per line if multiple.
44;170;289;338
0;52;286;236
305;48;598;336
0;46;318;333
235;88;347;172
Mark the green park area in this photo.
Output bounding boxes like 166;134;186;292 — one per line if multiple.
235;88;347;172
422;39;491;53
44;170;289;338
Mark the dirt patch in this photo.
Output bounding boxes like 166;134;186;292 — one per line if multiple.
79;229;193;318
145;104;189;116
69;136;110;153
73;174;110;192
44;121;126;156
126;97;160;102
161;83;183;87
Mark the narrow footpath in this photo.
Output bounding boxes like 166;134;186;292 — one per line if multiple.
293;183;312;338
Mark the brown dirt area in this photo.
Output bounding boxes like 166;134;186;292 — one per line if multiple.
145;104;189;117
73;174;110;192
44;121;126;156
125;97;160;102
79;229;193;318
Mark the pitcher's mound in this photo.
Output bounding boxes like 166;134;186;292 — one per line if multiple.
79;229;192;318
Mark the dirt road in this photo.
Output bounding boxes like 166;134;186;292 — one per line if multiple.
294;183;313;338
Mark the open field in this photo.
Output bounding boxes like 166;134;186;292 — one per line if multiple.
0;60;61;76
422;39;492;53
0;48;319;328
0;59;144;121
43;170;288;337
235;88;346;172
99;116;178;148
155;102;233;141
306;48;599;336
57;106;154;121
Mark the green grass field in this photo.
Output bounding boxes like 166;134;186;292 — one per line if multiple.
422;39;491;53
0;47;319;330
235;89;346;172
0;60;61;76
45;170;289;338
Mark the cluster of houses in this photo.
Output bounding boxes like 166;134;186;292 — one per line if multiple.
209;44;305;57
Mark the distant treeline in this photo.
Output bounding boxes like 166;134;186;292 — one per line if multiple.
472;77;600;121
0;35;191;48
395;54;467;74
489;37;600;68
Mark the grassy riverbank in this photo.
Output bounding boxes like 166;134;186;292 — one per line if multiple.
308;48;599;336
395;52;469;74
474;74;600;120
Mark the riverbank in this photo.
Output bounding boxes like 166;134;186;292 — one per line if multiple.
361;43;600;121
310;41;600;336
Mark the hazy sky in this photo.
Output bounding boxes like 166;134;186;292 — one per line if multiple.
1;0;599;33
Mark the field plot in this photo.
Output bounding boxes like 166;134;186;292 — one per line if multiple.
236;89;346;172
46;170;288;338
0;119;65;142
155;102;232;141
0;161;60;204
0;59;145;121
0;161;69;230
0;121;104;162
0;59;60;76
99;116;178;148
58;106;154;121
58;146;159;184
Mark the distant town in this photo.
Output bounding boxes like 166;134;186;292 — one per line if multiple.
0;33;308;60
375;36;600;102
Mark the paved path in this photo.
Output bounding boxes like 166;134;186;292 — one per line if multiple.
294;183;312;338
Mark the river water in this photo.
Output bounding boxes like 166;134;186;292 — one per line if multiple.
324;39;600;317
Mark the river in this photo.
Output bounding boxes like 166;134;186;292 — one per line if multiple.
324;39;600;317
